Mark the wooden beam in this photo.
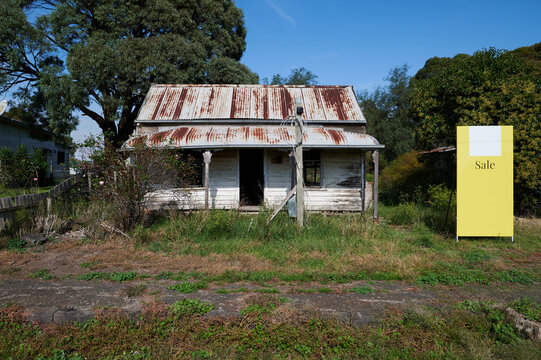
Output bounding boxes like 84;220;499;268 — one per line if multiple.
289;150;296;190
373;150;379;221
361;151;366;213
266;187;296;225
203;150;212;210
294;98;304;227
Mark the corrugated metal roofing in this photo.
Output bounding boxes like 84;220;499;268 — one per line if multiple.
420;146;456;154
136;84;366;122
123;125;382;150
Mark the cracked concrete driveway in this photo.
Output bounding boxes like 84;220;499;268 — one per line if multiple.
1;277;540;326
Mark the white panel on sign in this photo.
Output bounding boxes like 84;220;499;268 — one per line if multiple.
469;126;501;156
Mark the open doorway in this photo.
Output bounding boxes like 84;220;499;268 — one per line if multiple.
239;149;264;206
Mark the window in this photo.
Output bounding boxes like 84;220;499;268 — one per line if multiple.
186;151;203;186
303;150;321;187
57;151;65;165
175;150;203;186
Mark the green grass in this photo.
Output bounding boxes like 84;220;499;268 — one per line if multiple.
0;185;55;198
169;299;214;317
1;300;540;359
77;271;138;282
509;297;541;321
127;208;540;287
167;281;208;293
349;285;375;294
29;269;55;280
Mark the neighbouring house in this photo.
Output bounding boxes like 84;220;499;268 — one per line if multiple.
0;115;70;179
122;84;384;214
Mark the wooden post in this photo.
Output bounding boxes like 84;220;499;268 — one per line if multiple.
373;150;379;221
361;151;366;213
294;98;304;227
203;150;212;211
87;171;92;195
46;197;52;216
289;151;296;190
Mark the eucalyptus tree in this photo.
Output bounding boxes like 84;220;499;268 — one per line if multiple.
0;0;257;147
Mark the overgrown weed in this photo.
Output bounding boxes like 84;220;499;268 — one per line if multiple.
1;302;540;359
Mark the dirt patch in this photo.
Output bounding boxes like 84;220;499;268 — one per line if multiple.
0;234;277;279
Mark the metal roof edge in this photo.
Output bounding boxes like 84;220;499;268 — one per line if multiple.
121;144;385;151
149;84;352;89
135;119;367;124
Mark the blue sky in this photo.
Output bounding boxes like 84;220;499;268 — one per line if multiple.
72;0;540;143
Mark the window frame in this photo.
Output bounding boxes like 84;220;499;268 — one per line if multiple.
303;149;322;188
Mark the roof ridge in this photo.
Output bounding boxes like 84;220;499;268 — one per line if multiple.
150;84;352;88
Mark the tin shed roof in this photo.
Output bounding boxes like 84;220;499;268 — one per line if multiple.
136;84;366;123
123;125;383;150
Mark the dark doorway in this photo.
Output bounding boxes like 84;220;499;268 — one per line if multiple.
239;149;264;206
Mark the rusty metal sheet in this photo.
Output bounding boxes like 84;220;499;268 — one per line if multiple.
341;87;365;121
137;86;164;120
301;87;326;120
230;86;251;119
136;85;366;122
124;125;382;149
155;87;182;120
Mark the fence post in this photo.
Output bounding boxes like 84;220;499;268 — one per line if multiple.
88;171;92;195
47;197;52;216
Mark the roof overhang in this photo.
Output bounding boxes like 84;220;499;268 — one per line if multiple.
122;125;384;151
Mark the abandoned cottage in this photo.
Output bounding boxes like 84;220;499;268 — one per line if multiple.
122;84;384;214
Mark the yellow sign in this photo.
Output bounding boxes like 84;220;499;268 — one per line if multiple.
457;126;513;237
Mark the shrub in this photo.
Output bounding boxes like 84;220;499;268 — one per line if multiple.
380;151;428;204
84;135;200;232
6;237;26;251
0;145;48;190
422;184;456;234
388;202;422;225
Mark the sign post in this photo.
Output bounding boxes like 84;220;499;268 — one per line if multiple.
456;126;513;240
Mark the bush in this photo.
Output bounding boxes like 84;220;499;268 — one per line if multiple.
0;145;48;190
380;151;428;204
423;184;456;234
388;203;422;225
86;139;199;231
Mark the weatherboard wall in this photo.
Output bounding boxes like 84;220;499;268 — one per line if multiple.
145;149;372;211
0;120;69;179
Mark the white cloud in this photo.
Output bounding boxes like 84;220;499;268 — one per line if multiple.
265;0;296;26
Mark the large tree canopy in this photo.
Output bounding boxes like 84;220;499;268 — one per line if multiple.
411;48;541;215
357;65;414;164
1;0;258;147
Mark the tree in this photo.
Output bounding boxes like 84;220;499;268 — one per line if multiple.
357;65;414;163
510;42;541;71
411;48;541;215
409;54;469;86
1;0;257;148
266;67;318;85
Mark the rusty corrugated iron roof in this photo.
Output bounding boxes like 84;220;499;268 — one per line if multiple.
420;146;456;154
122;125;382;150
136;84;366;123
